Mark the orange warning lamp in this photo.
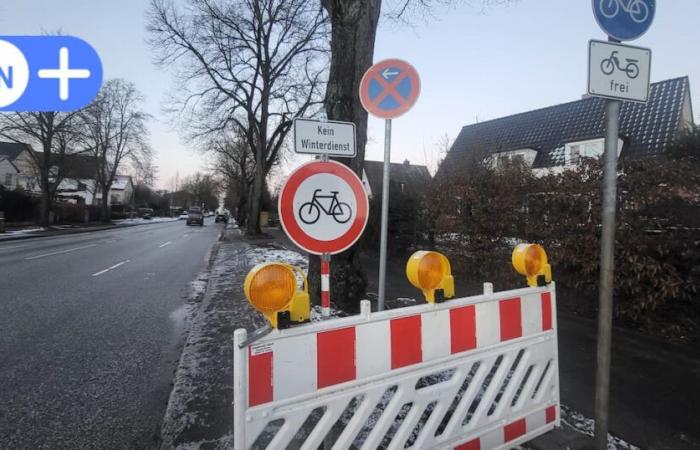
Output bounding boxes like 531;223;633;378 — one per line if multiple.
512;243;552;287
405;251;455;303
244;262;310;329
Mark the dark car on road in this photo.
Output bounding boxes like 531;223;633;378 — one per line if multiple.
215;211;229;223
186;207;204;226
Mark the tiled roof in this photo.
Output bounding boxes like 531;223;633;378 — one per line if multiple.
439;77;692;173
364;160;432;198
0;142;32;161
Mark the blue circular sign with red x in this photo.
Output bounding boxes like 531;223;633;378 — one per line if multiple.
359;59;420;119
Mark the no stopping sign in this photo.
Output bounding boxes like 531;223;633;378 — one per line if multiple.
279;161;369;255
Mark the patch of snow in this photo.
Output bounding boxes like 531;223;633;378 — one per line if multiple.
245;246;308;270
1;227;45;236
561;404;640;450
113;217;178;225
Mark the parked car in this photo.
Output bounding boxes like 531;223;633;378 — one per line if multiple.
138;208;154;220
186;207;204;226
215;212;229;223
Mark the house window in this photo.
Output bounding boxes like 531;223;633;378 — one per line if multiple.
565;138;622;166
568;145;580;165
4;174;13;187
399;182;405;193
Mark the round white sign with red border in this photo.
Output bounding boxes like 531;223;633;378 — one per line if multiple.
279;160;369;255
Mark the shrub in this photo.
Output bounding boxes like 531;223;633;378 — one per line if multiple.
0;187;39;222
431;133;700;328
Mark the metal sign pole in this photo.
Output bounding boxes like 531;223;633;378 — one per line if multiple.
318;151;332;318
321;253;331;317
594;37;622;446
378;119;392;311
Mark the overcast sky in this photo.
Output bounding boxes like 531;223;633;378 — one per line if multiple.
1;0;698;189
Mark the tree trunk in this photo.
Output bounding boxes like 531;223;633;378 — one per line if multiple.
309;0;382;313
100;186;111;223
247;152;264;234
39;188;50;227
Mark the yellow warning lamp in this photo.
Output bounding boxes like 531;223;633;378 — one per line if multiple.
244;262;310;329
405;251;455;303
512;243;552;287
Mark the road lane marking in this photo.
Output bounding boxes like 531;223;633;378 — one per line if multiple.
25;244;97;260
159;241;172;248
92;260;130;277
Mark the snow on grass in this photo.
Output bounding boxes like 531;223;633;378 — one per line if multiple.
561;404;640;450
245;246;308;270
0;227;45;236
113;217;178;225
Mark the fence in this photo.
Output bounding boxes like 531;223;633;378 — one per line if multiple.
233;282;559;449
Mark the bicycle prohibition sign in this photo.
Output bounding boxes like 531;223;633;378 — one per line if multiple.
299;189;352;225
279;160;369;256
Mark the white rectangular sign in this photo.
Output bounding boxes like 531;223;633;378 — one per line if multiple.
588;40;651;103
293;118;356;157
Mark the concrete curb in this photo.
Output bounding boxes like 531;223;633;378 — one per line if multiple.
0;219;180;242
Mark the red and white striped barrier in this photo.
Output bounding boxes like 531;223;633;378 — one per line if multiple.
234;283;559;449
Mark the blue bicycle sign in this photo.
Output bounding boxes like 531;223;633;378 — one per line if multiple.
592;0;655;41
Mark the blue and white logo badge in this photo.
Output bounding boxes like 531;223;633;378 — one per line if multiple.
0;36;103;112
592;0;655;41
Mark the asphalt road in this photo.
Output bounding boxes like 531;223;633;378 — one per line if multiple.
0;218;222;449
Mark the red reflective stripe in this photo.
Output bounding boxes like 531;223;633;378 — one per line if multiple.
321;259;330;274
317;327;356;388
546;405;557;423
454;438;480;450
541;292;553;331
499;298;522;341
450;305;477;353
390;315;422;369
248;349;273;406
504;417;527;442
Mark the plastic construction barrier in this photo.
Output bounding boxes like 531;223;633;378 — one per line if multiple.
233;282;560;449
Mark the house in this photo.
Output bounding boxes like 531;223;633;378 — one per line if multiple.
54;153;100;204
0;143;136;207
0;142;39;191
0;155;19;189
362;159;432;199
438;76;694;178
109;175;135;207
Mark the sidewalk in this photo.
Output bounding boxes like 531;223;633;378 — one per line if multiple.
160;227;311;448
161;227;700;449
0;217;178;242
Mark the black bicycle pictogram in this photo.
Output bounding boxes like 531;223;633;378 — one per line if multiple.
299;189;352;225
600;50;639;79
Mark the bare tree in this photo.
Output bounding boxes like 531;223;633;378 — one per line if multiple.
81;79;152;222
0;111;82;226
313;0;514;311
208;131;255;225
147;0;329;234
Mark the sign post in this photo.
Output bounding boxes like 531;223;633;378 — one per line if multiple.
278;160;369;317
589;1;654;448
359;58;420;311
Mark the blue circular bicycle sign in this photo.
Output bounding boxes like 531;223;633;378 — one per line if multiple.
592;0;655;41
